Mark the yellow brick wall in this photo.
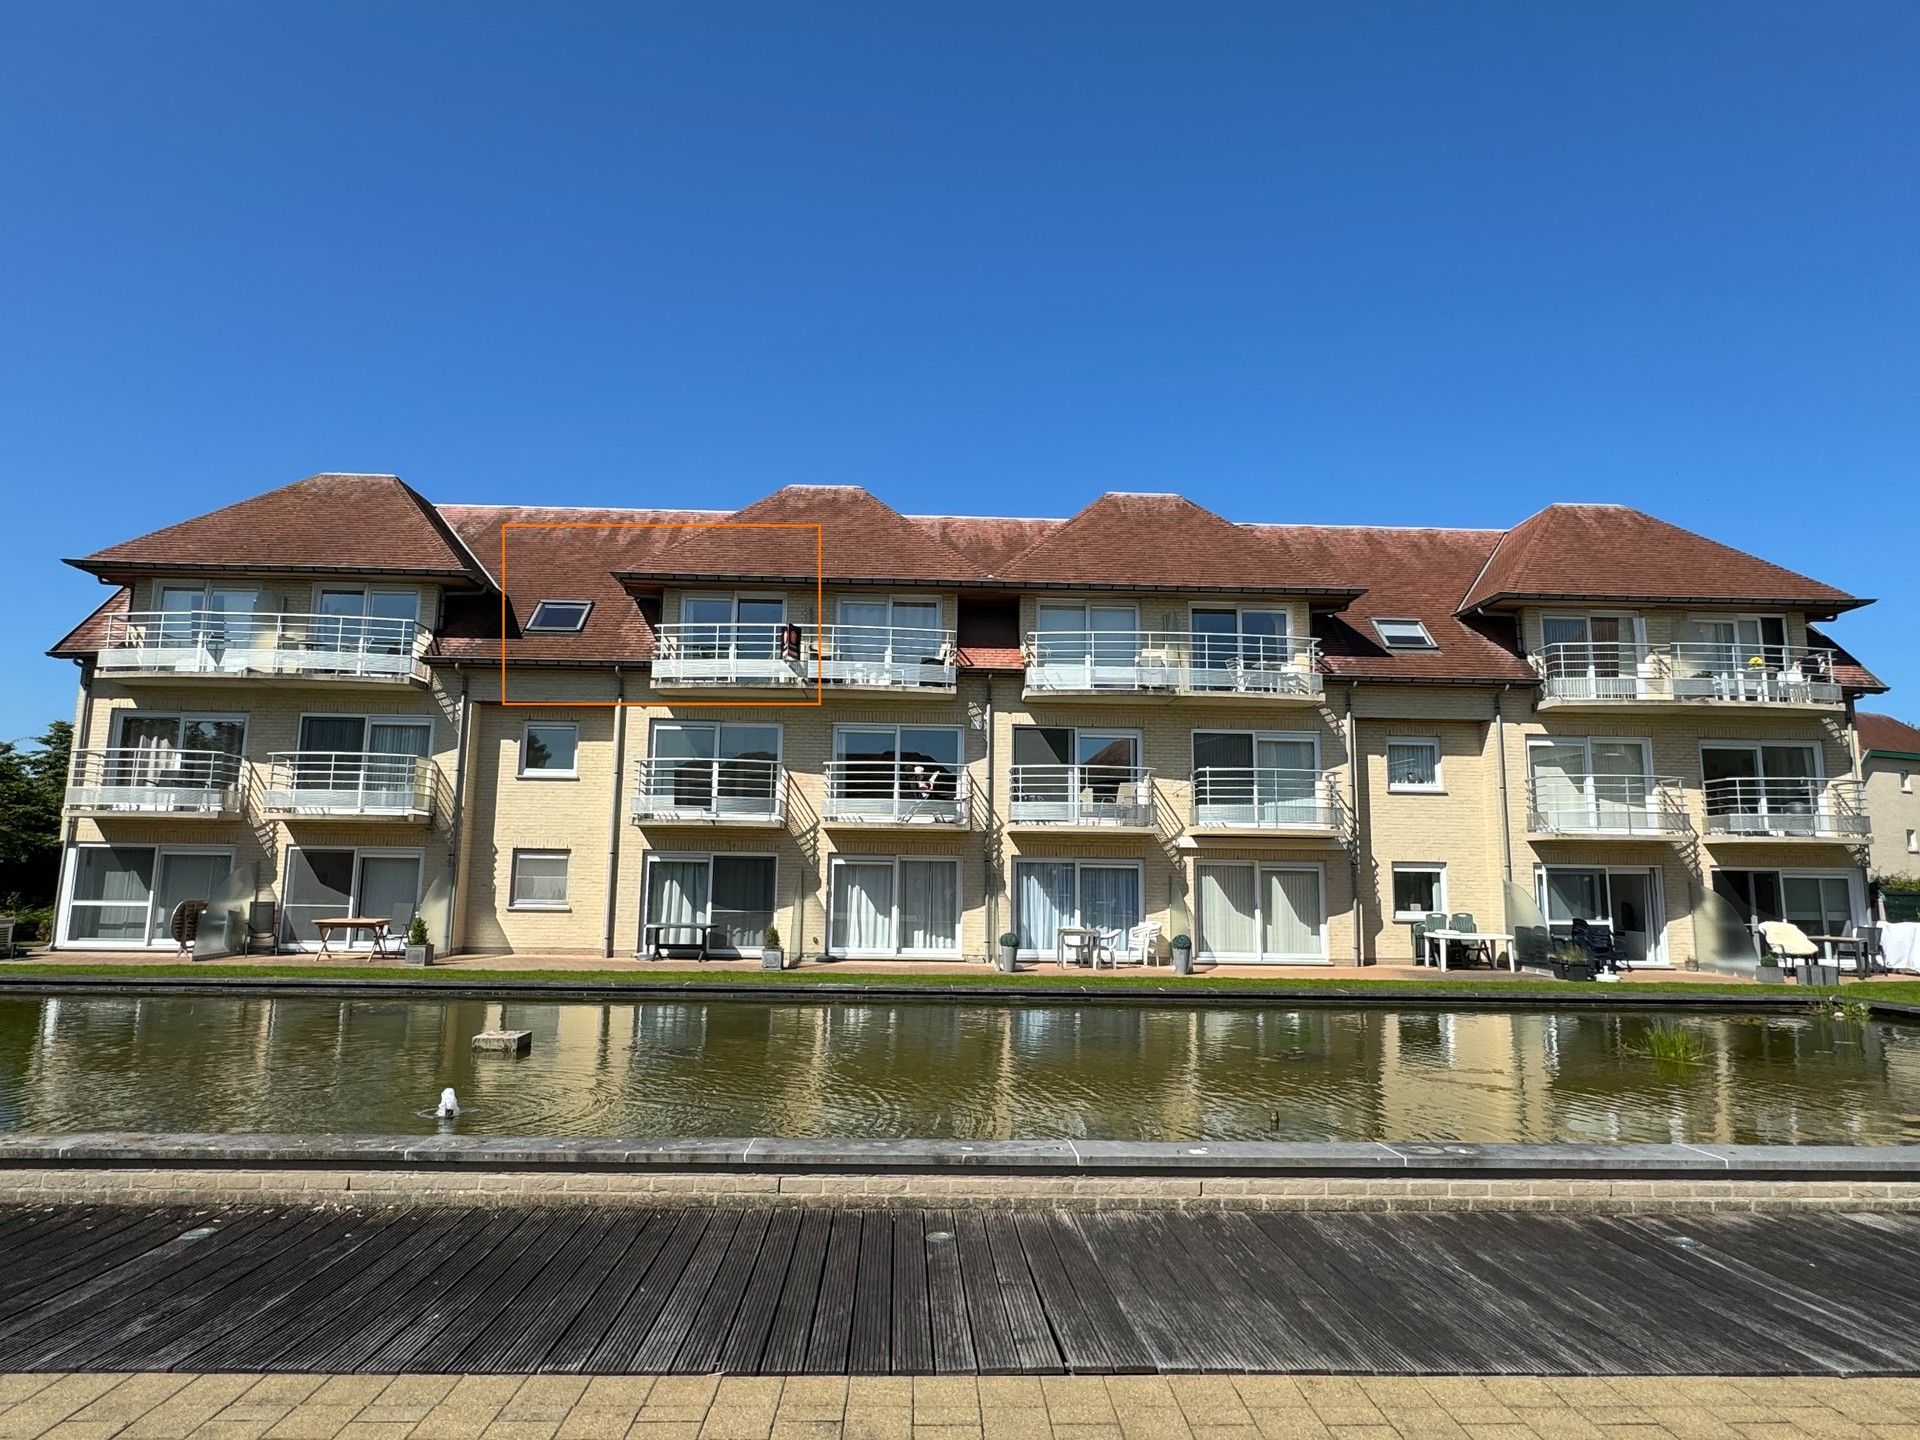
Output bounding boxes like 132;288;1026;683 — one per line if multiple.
1862;757;1920;880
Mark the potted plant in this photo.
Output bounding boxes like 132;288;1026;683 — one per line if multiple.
998;931;1020;973
761;925;785;971
1170;933;1193;975
403;916;433;967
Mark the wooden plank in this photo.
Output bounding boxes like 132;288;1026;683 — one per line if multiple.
802;1210;862;1375
493;1213;665;1374
400;1211;594;1373
984;1211;1061;1374
1117;1210;1296;1371
716;1208;804;1374
624;1210;744;1373
1213;1212;1396;1373
579;1210;712;1374
889;1210;932;1375
847;1211;893;1375
761;1209;835;1375
922;1212;976;1375
435;1212;623;1373
952;1212;1020;1375
1010;1210;1133;1374
0;1209;202;1312
671;1209;774;1374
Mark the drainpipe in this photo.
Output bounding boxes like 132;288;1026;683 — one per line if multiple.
442;669;472;954
1344;682;1365;966
981;675;997;961
603;666;627;958
1494;686;1515;883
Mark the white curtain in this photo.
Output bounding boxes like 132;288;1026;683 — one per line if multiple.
1079;865;1140;937
358;855;423;933
831;862;893;953
899;860;957;953
646;860;709;936
1198;864;1255;959
1016;862;1073;952
1263;869;1323;958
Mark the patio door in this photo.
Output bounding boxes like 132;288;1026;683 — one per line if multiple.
1537;866;1663;963
281;848;421;948
1036;603;1137;681
1527;738;1649;829
1541;615;1643;697
61;845;232;948
1197;863;1326;963
836;598;942;665
1702;743;1820;833
642;854;776;955
1193;732;1317;825
1014;861;1141;954
1191;607;1288;687
683;594;785;660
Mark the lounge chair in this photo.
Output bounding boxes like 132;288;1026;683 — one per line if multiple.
1758;920;1820;973
1449;913;1494;967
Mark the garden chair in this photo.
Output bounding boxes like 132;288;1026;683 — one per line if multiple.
1448;913;1494;967
1411;914;1439;966
1758;920;1820;974
1097;921;1161;969
1571;918;1624;974
0;916;15;959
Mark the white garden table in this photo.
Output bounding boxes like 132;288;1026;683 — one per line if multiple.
1422;928;1517;973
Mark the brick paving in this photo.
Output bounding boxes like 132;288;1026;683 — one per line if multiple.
6;1372;1920;1438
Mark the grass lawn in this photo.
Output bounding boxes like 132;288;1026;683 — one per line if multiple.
1;961;1914;1005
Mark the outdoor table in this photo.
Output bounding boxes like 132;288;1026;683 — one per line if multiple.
1422;929;1517;973
643;922;718;962
313;916;394;959
1807;935;1870;977
1055;926;1106;968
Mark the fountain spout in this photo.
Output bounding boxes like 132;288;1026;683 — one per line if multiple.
436;1087;460;1118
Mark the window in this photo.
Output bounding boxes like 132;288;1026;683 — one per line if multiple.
835;597;944;664
1903;771;1913;795
828;857;961;956
1909;829;1918;855
1371;618;1436;650
1538;865;1664;965
1012;726;1143;821
520;723;580;777
510;850;571;910
526;600;592;633
1190;606;1290;679
1391;864;1447;921
279;847;421;948
1192;731;1321;824
829;725;963;817
1386;739;1441;792
1014;861;1142;955
1195;862;1326;962
642;853;778;954
645;722;780;814
679;593;787;658
1700;742;1820;829
64;846;230;948
156;585;261;645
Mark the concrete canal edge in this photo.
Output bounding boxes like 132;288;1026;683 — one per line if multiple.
4;1135;1920;1213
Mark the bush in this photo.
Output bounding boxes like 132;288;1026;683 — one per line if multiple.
998;932;1019;948
407;916;429;946
763;926;781;949
1171;933;1192;951
2;896;53;944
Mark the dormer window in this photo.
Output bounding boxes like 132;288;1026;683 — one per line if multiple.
1372;618;1436;651
526;600;592;633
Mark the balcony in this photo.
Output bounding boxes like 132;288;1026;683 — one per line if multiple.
1526;773;1692;839
261;752;434;821
1703;777;1869;843
1022;631;1322;701
1008;765;1155;829
1188;768;1347;839
822;760;970;827
98;611;430;686
651;623;956;692
65;747;242;817
1532;643;1842;710
630;757;787;825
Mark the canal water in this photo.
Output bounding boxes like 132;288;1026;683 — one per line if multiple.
2;993;1916;1144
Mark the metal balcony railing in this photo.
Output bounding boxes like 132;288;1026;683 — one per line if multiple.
1703;776;1869;840
651;622;956;689
1531;642;1841;706
1008;764;1154;827
1189;767;1345;831
261;751;434;818
822;759;969;825
98;610;429;683
65;747;243;815
1022;630;1322;698
1526;772;1692;837
630;757;786;823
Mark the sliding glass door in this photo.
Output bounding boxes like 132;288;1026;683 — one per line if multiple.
827;858;960;957
1536;865;1663;964
62;845;232;948
1013;861;1142;954
281;848;422;948
641;854;777;955
1196;862;1326;963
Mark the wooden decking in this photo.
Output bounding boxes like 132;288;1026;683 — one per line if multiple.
1;1203;1916;1376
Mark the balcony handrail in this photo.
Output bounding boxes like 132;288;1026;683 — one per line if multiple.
1023;629;1319;664
1701;776;1868;837
1524;771;1691;834
1008;763;1154;826
262;750;433;815
104;608;426;651
1529;640;1651;677
1189;766;1345;829
631;756;787;820
655;621;956;651
1667;642;1837;675
68;746;244;788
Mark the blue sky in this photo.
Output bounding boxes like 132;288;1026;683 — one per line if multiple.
2;2;1915;741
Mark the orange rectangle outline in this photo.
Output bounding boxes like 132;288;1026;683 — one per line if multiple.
498;521;825;707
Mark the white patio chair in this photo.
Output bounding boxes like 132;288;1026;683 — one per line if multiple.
1097;921;1161;969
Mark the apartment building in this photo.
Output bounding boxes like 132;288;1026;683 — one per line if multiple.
1858;713;1920;883
46;473;1884;971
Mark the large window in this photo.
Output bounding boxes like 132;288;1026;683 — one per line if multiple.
830;726;963;817
1189;606;1290;682
1192;731;1320;825
1033;602;1139;672
1538;613;1646;697
1536;865;1663;964
642;853;777;955
1385;738;1441;793
1701;742;1822;830
62;845;233;948
1527;737;1652;829
1196;862;1326;963
647;721;781;815
1013;726;1143;821
314;587;420;653
281;848;422;949
835;597;944;665
680;593;786;659
291;715;431;803
1391;864;1446;921
1014;861;1142;956
107;712;246;791
828;857;961;957
1713;869;1860;942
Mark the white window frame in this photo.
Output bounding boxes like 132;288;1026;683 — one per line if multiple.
509;849;572;911
1193;860;1329;965
639;851;781;958
525;600;594;633
1533;863;1669;966
826;855;963;958
57;842;236;950
1908;829;1918;855
1390;863;1448;922
1371;617;1436;650
1899;769;1912;795
1013;858;1146;959
276;844;425;952
1385;737;1443;793
519;721;581;779
310;584;422;621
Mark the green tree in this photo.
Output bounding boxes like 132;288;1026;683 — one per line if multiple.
0;720;71;873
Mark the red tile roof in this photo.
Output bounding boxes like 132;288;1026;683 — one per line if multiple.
70;473;492;587
1459;504;1864;617
1858;711;1920;757
47;587;130;660
999;493;1363;596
